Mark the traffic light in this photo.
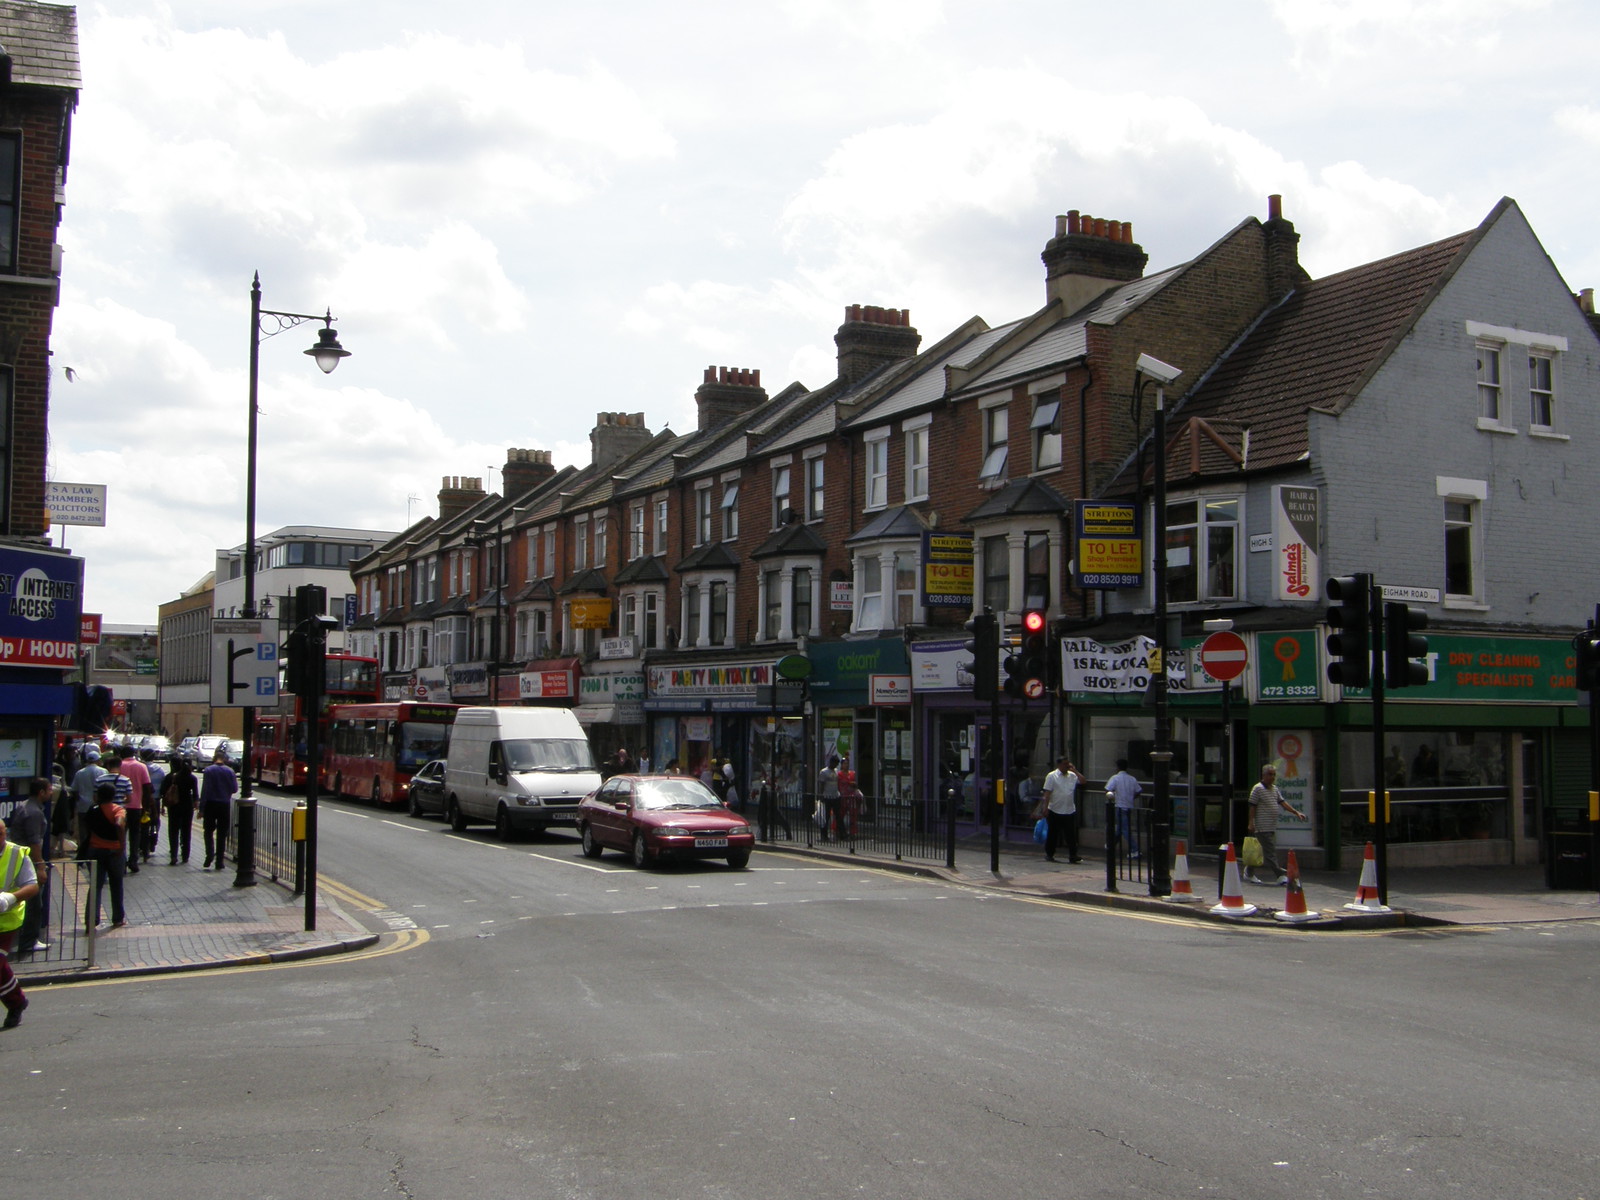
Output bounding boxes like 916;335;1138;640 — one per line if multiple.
964;610;998;701
1005;609;1050;699
1574;628;1600;691
284;625;314;697
1384;602;1430;688
1325;573;1371;688
285;584;330;698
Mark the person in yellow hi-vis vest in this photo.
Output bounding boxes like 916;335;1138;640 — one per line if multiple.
0;815;41;1029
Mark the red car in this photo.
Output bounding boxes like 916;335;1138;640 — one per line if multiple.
578;774;754;869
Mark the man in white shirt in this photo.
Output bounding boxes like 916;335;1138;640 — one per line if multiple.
1105;759;1143;859
1040;755;1082;863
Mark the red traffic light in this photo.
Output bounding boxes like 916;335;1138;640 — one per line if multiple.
1022;609;1046;635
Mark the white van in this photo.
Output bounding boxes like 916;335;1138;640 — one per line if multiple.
444;707;600;840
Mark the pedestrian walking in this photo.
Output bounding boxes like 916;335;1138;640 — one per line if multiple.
757;771;792;840
199;748;237;871
115;748;153;870
1039;755;1083;863
1105;759;1143;859
1246;764;1305;884
0;816;41;1028
161;756;199;864
85;780;128;930
69;747;106;854
817;755;842;841
141;747;166;857
11;777;51;954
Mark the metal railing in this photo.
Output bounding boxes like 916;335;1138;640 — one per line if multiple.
252;802;304;893
755;791;952;865
9;859;93;971
1104;800;1153;892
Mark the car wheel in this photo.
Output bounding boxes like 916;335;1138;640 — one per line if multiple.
448;797;467;833
629;830;652;869
495;805;514;842
727;848;751;869
580;823;604;859
408;789;422;819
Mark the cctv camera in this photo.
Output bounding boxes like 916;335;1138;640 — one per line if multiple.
1135;353;1182;385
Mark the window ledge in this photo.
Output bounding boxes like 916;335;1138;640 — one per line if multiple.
1529;428;1570;442
1442;598;1491;612
1476;418;1518;435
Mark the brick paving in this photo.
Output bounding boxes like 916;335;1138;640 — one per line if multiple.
12;856;376;984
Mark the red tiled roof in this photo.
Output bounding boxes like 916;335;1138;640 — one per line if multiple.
1173;227;1478;474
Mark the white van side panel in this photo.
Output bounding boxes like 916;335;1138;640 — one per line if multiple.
444;707;600;830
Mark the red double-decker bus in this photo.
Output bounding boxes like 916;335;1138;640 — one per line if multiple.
252;653;379;788
325;701;460;808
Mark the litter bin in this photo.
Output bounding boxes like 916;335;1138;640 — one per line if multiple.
1545;825;1594;890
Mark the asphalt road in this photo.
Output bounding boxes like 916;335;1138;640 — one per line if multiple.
12;786;1600;1200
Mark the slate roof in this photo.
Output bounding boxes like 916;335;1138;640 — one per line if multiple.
753;520;828;558
0;2;81;91
1168;224;1479;476
963;477;1072;523
615;555;671;584
846;504;932;544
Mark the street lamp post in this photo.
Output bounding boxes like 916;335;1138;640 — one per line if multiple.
239;272;349;899
1136;353;1182;898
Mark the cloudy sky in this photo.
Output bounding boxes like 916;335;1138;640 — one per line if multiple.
48;0;1600;624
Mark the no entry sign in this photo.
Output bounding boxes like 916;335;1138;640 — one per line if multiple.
1199;630;1249;682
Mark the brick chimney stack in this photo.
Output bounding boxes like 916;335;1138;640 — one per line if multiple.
590;411;654;469
1263;194;1304;301
834;305;920;385
438;475;485;523
500;448;556;499
1042;210;1149;315
694;367;768;431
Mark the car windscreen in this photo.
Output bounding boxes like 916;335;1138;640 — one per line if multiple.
501;738;595;773
634;779;724;811
398;722;451;770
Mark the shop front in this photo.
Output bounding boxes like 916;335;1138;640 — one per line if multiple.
0;543;84;805
807;637;913;821
911;636;1057;840
518;657;580;709
575;640;645;767
644;657;793;804
1064;626;1583;871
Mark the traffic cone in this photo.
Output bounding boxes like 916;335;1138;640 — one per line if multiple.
1166;840;1200;903
1343;841;1392;913
1274;850;1320;923
1210;842;1258;917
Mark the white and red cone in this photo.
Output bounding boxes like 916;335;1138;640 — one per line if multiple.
1343;841;1392;913
1210;842;1258;918
1274;850;1320;923
1166;840;1199;903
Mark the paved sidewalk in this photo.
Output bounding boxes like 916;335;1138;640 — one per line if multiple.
779;838;1600;929
12;856;377;985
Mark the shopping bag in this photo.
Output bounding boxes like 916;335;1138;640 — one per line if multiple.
1241;836;1264;868
1033;818;1048;844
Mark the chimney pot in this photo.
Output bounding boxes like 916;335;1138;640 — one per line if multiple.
1067;210;1080;235
1268;194;1283;221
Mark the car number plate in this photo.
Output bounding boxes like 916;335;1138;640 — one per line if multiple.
695;836;729;848
548;812;575;822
